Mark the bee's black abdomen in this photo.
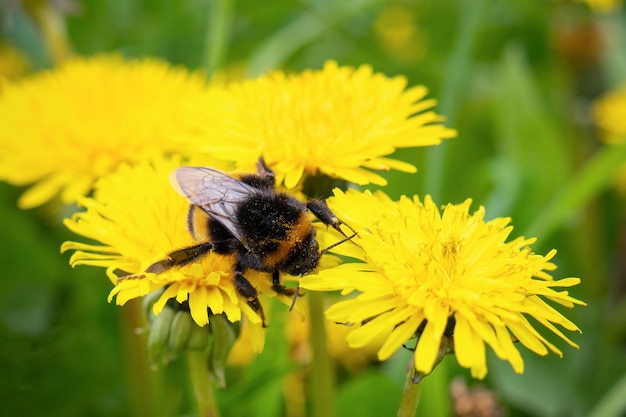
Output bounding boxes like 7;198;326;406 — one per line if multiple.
207;217;240;254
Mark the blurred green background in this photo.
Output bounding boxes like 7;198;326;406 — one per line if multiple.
2;0;626;416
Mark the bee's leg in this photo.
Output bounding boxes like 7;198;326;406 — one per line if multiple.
270;270;303;311
241;157;275;189
145;242;214;274
255;156;276;184
233;268;266;327
271;269;297;296
307;199;358;254
307;199;356;236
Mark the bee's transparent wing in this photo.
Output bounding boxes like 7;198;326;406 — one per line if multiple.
170;166;255;242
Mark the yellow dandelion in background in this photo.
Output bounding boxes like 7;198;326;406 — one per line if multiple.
593;85;626;192
181;61;456;189
285;302;383;372
574;0;622;12
374;5;428;64
0;54;207;209
0;42;29;79
594;84;626;145
301;189;585;379
61;158;267;351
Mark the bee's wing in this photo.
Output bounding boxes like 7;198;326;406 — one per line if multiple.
170;166;256;243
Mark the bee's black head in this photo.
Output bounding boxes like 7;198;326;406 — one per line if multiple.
282;232;321;276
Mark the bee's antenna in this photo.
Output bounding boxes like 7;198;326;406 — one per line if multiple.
320;232;358;255
289;281;300;312
334;221;357;238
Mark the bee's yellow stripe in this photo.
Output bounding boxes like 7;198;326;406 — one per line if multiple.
189;205;211;242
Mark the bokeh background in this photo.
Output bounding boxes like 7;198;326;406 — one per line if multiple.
1;0;626;416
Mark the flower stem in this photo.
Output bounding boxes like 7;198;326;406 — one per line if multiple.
120;300;166;417
24;0;73;64
203;0;234;77
307;291;336;417
187;350;221;417
397;359;423;417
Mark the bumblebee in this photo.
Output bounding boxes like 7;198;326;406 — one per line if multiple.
145;158;355;324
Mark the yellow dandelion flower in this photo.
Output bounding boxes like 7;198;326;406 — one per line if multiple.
374;5;427;63
181;61;456;189
301;189;585;379
574;0;622;12
61;158;267;351
594;84;626;145
0;54;207;209
592;85;626;192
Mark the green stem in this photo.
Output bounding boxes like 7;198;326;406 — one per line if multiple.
397;359;423;417
307;291;336;417
187;350;221;417
119;299;165;417
203;0;234;77
424;0;487;200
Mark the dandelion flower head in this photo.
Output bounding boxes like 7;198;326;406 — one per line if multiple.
61;158;270;351
0;54;207;208
181;61;456;189
593;84;626;191
594;84;626;145
301;189;585;379
574;0;622;13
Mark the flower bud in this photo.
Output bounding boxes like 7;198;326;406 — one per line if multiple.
168;310;194;355
187;322;210;351
208;314;238;388
142;288;165;322
147;305;176;365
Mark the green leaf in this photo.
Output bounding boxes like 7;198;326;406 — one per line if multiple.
487;45;571;228
487;349;586;417
245;0;379;76
524;140;626;240
0;283;55;337
424;0;489;201
587;375;626;417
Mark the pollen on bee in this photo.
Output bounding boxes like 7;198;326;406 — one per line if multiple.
263;211;313;267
